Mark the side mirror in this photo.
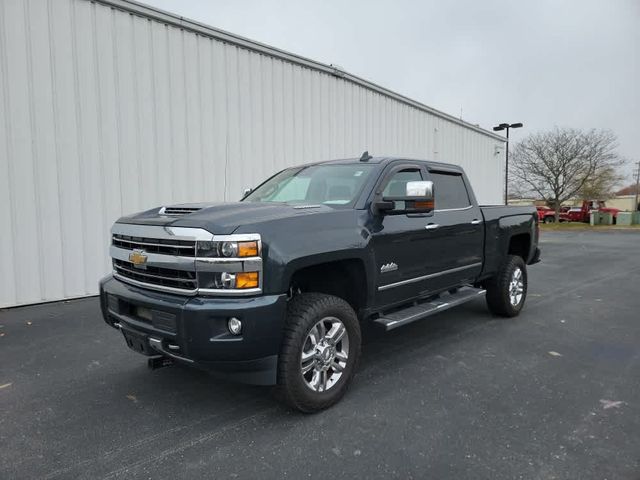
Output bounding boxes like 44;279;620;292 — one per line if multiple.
241;187;253;199
376;180;435;215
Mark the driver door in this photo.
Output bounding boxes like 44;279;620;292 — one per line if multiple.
370;163;437;309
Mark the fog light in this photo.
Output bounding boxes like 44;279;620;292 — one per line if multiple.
228;317;242;335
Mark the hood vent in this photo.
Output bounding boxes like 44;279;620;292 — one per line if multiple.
159;206;202;216
293;204;321;209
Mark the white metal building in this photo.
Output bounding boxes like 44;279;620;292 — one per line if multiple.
0;0;505;308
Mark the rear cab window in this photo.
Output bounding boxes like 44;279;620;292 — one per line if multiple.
430;171;471;210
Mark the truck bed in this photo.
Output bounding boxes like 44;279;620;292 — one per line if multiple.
479;204;537;222
479;205;538;279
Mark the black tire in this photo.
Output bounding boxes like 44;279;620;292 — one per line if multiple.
484;255;527;317
544;216;555;223
276;293;361;413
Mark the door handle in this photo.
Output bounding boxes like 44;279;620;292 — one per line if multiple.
425;223;439;230
471;219;482;225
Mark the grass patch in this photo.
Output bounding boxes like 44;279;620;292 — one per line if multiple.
540;222;640;231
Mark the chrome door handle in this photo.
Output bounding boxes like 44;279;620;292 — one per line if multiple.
425;224;439;230
471;219;482;225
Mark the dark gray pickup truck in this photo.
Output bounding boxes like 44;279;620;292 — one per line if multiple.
100;154;540;412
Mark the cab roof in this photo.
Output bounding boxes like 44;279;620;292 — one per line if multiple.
310;155;465;173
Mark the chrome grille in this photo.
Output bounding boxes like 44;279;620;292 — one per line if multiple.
112;234;196;257
110;223;263;296
113;259;197;290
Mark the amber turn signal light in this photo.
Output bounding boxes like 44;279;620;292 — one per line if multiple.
238;241;259;257
236;272;259;289
413;200;434;209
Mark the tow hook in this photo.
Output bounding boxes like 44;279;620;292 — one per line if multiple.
147;355;174;370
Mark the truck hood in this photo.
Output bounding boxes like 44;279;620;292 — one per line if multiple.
116;201;336;235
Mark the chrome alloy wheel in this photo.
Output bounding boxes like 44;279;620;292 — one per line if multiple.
300;316;349;392
509;267;524;306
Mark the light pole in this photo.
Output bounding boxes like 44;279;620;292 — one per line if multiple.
493;122;523;205
634;161;640;211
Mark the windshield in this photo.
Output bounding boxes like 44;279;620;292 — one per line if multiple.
243;164;374;206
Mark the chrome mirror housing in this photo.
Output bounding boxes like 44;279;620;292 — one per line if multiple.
377;180;435;215
405;180;433;199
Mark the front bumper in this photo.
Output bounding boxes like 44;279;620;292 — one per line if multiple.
99;275;287;385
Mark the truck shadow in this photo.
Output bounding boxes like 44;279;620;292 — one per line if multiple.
358;298;495;369
99;298;495;416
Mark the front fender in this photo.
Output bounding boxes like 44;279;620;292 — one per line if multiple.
241;209;375;296
277;249;375;295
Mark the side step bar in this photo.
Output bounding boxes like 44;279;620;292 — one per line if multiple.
374;286;486;331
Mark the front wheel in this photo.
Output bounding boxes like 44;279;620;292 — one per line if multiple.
484;255;528;317
276;293;361;413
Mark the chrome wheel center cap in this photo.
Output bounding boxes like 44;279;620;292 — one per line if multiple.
316;342;335;366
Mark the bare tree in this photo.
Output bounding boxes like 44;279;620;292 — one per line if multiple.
510;128;624;220
578;164;625;200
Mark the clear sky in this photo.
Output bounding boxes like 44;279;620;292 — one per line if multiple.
145;0;639;182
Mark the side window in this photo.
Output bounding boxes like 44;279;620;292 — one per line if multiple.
430;172;471;210
382;168;423;210
382;169;423;197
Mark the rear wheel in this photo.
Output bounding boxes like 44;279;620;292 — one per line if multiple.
276;293;361;412
544;216;555;223
485;255;527;317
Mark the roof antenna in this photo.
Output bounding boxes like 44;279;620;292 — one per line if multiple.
359;151;372;162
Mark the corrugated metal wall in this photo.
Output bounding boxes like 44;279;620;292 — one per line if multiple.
0;0;505;308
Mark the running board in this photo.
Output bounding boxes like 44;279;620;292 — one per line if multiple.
374;286;486;331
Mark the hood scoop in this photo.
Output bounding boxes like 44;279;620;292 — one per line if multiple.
159;205;203;217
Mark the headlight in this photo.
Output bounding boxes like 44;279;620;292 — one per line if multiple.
220;242;238;257
195;234;262;294
220;272;236;288
196;241;217;257
196;240;259;258
197;272;260;290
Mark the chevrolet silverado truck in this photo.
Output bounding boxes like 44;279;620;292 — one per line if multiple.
100;154;540;412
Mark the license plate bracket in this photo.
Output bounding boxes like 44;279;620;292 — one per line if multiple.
121;329;153;356
133;306;153;322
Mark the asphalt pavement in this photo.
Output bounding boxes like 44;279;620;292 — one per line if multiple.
1;230;639;479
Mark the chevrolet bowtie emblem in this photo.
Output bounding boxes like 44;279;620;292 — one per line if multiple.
129;249;148;267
